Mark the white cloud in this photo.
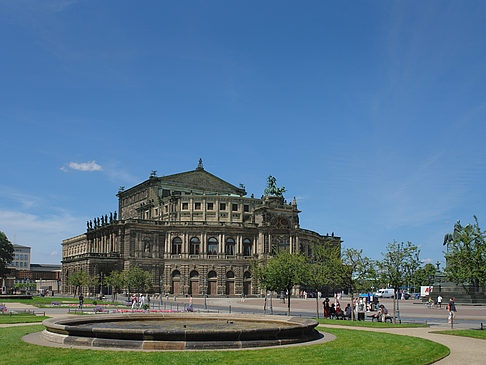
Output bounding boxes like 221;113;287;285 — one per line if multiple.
64;160;103;172
0;209;84;264
421;258;433;264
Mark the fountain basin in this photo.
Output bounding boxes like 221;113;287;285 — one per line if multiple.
42;312;320;350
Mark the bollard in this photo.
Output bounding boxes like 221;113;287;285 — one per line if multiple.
481;322;483;330
229;305;231;313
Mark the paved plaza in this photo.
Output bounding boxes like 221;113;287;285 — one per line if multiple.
2;296;486;363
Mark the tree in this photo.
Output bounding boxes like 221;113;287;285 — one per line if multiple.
123;266;153;293
254;250;307;316
105;270;125;301
67;271;99;296
67;271;84;296
0;231;14;283
444;216;486;288
413;263;437;287
379;241;421;323
341;248;375;320
304;244;342;319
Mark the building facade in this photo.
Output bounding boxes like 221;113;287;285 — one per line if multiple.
61;161;341;296
1;243;61;295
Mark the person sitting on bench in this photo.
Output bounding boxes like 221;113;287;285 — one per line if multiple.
335;304;344;319
377;304;388;322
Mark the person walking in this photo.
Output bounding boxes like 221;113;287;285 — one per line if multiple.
131;294;137;309
139;294;145;309
447;297;457;324
78;293;84;309
437;295;443;309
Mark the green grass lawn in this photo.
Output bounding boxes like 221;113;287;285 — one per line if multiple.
317;318;427;328
0;324;448;365
0;316;49;324
431;329;486;340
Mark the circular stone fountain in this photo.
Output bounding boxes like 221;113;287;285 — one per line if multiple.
41;313;320;350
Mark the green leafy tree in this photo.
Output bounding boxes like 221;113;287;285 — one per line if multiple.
123;266;153;293
341;248;375;320
0;231;14;282
413;263;437;287
105;270;125;301
444;216;486;288
304;244;342;319
68;271;99;296
379;241;421;323
254;250;307;315
82;272;99;295
67;271;84;296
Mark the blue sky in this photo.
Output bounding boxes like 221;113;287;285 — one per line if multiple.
1;1;485;265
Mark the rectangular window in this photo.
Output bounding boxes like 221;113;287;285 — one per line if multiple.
164;205;168;212
220;203;226;211
207;202;214;210
232;204;238;211
194;202;201;210
182;202;189;210
244;204;249;212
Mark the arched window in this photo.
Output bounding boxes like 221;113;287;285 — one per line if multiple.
190;237;200;255
225;238;235;255
226;271;235;279
243;238;252;256
207;237;218;255
190;270;199;278
208;270;217;279
172;237;182;254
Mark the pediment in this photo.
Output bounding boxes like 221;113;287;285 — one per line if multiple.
159;170;245;195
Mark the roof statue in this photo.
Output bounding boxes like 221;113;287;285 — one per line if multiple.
196;158;204;171
264;176;286;197
443;220;472;246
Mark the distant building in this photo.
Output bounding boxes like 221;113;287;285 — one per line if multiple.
61;161;341;296
2;244;61;294
10;244;31;270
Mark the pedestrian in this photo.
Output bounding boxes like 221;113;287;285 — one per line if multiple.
447;297;457;324
437;295;443;309
323;297;330;318
78;293;84;309
139;294;145;309
131;294;137;309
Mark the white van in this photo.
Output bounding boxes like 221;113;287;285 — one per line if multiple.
375;289;395;298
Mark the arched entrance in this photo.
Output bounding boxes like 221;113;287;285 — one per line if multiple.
243;271;252;296
189;270;199;295
171;270;181;295
207;270;217;295
226;271;235;295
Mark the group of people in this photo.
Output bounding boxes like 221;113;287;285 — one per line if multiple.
131;293;147;309
322;296;352;320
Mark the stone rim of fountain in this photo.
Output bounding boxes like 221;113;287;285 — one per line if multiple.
42;312;321;350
